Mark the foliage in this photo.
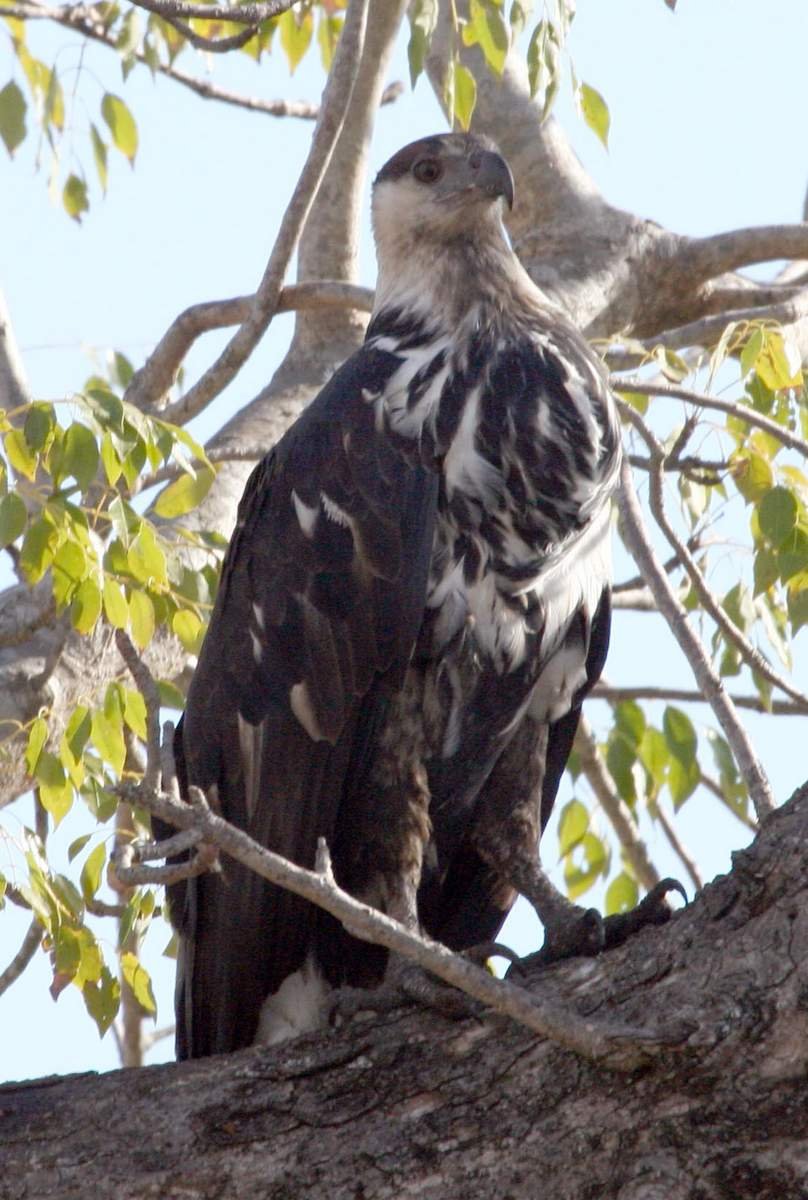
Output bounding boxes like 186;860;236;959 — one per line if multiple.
0;354;221;1034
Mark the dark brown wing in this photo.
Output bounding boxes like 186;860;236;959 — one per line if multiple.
170;346;438;1059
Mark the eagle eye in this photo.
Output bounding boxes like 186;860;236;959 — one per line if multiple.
413;158;442;184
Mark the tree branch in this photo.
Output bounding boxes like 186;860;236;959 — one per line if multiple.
619;399;808;712
684;224;808;281
128;0;292;23
654;804;703;892
617;459;775;821
614;378;808;460
0;917;42;999
163;0;368;424
574;716;660;892
125;281;374;414
593;682;808;717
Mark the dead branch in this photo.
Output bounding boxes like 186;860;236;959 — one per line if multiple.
592;682;808;717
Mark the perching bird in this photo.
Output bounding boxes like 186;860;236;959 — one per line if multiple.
166;132;674;1061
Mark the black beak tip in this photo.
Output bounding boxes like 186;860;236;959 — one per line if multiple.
478;149;515;211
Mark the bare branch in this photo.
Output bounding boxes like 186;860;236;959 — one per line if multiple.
0;289;31;410
617;459;775;821
125;281;374;414
0;917;42;998
115;630;161;790
158;14;259;51
619;399;808;712
614;378;808;460
623;290;808;355
684;224;808;282
654;805;703;892
128;0;292;23
574;716;660;892
166;0;369;423
593;682;808;717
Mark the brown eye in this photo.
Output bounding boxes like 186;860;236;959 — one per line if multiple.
413;158;442;184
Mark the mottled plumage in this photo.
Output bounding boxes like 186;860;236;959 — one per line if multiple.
168;133;622;1059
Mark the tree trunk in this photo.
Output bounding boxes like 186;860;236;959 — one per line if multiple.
4;783;808;1199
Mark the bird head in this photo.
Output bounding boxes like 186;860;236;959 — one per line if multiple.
372;132;514;251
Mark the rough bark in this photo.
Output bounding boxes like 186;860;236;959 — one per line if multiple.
4;782;808;1199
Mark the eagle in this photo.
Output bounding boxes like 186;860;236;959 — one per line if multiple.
166;132;668;1061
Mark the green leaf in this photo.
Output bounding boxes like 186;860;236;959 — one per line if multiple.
605;871;638;916
157;678;185;710
71;577;102;634
0;491;26;548
558;798;589;855
668;755;700;809
637;727;669;799
61;706;91;787
0;80;26;156
316;12;342;71
5;427;38;481
278;8;312;73
128;589;155;650
103;577;129;628
753;547;779;596
90;123;108;193
730;448;773;504
740;327;764;378
25;716;48;776
61;422;100;491
408;0;438;87
463;0;509;77
617;389;649;416
453;62;477;131
663;706;697;764
606;735;638;805
101;93;138;164
52;539;87;607
68;833;93;863
615;700;645;746
82;965;120;1036
756;330;802;391
121;951;157;1015
127;523;167;586
758;486;798;546
36;752;73;825
564;832;608;901
24;404;55;452
576;81;610;149
63;174;89;223
172;608;203;654
20;515;57;583
122;688;147;740
153;465;216;519
100;433;122;487
91;708;126;775
777;527;808;583
81;842;106;900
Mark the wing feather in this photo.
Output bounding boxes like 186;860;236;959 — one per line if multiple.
173;343;438;1057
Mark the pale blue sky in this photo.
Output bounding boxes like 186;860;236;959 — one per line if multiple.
2;0;807;1081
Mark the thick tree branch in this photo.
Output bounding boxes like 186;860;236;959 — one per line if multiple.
7;783;808;1197
684;224;808;281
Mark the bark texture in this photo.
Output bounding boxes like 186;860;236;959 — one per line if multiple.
4;783;808;1200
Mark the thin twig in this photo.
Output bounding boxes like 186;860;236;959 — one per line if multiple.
162;0;370;426
115;630;161;789
617;459;775;821
699;772;758;833
619;399;808;711
0;918;42;998
574;716;660;892
592;682;808;716
614;378;808;460
624;290;808;354
654;805;703;892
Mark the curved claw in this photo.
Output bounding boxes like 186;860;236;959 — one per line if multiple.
601;876;686;951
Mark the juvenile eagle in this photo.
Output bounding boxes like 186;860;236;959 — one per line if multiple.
168;133;665;1060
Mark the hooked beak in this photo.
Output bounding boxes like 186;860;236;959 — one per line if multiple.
473;149;515;211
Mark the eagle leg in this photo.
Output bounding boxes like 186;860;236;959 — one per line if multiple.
599;877;687;950
327;959;473;1028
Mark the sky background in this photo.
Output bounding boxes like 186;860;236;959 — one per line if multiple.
2;0;808;1082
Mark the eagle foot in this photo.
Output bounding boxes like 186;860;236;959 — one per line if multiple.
511;877;686;974
600;877;687;950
